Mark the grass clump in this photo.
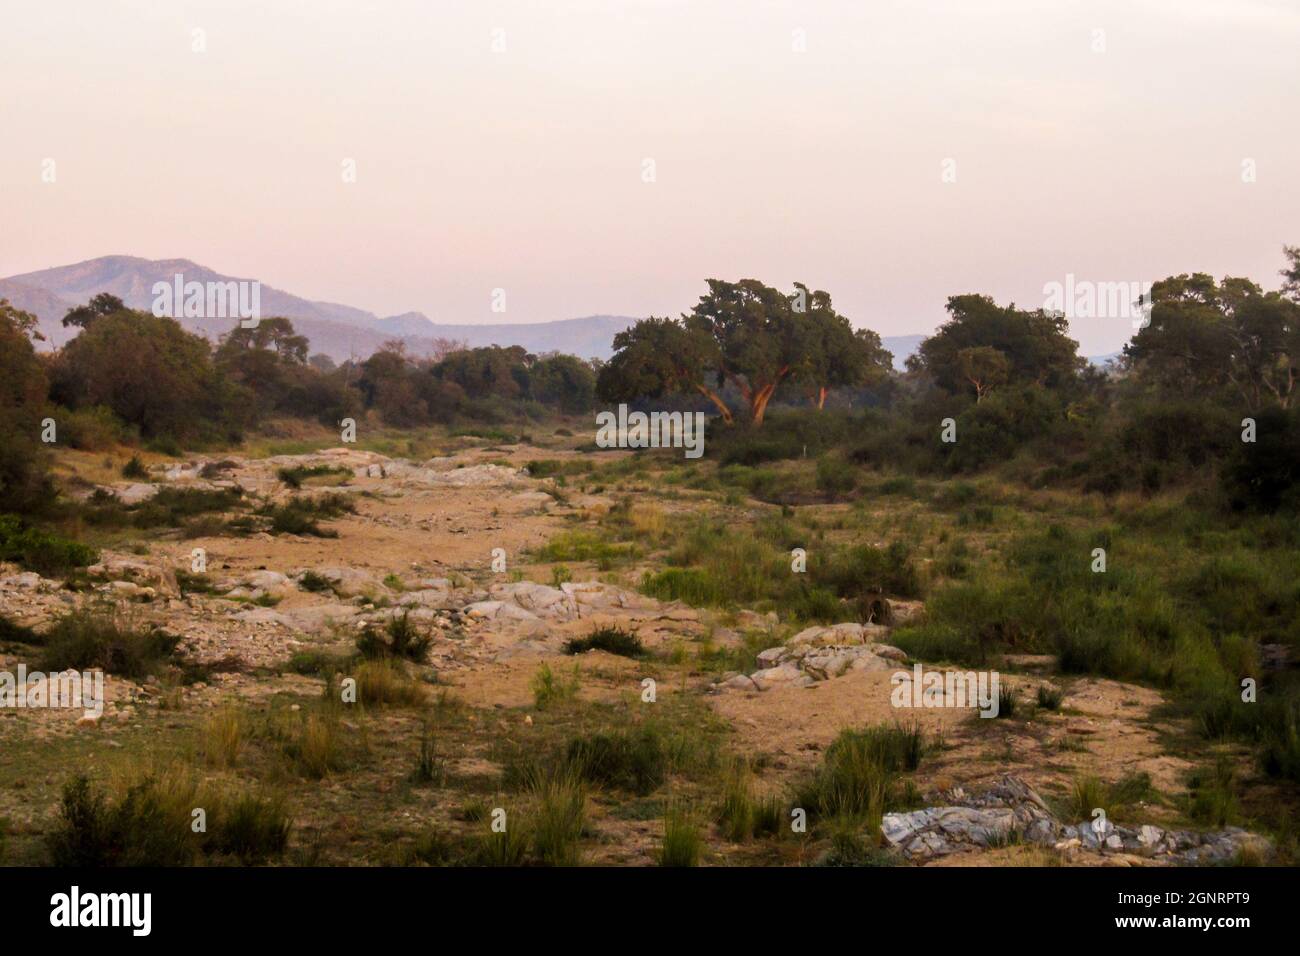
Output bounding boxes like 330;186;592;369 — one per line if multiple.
1036;684;1064;710
794;723;926;826
659;803;703;867
202;708;245;769
352;660;428;707
562;625;645;659
356;611;432;663
562;727;668;796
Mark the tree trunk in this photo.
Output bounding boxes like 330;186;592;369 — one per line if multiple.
817;386;827;410
695;384;733;423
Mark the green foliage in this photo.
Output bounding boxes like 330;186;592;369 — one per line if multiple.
37;610;184;679
0;516;97;576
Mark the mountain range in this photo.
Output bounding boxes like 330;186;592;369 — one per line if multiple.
0;255;931;367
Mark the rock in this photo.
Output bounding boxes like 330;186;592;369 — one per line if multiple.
0;572;45;590
789;622;891;648
886;599;925;626
304;567;383;599
463;600;540;622
755;646;788;668
87;556;180;597
489;582;575;619
750;663;804;690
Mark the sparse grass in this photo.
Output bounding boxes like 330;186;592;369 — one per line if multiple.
531;662;581;710
995;681;1018;718
1066;772;1154;822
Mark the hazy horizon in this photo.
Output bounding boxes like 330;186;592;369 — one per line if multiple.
4;0;1298;354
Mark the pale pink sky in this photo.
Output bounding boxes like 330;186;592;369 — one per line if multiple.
2;0;1297;354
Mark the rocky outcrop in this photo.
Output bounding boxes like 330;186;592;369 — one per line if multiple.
713;621;908;692
880;776;1271;865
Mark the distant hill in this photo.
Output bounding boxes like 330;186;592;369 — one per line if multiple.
1;256;641;361
2;256;940;366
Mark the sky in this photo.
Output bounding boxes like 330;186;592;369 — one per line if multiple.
2;0;1297;355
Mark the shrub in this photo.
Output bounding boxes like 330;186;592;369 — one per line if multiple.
121;455;149;479
562;625;644;659
212;793;292;863
277;464;353;489
1036;684;1063;710
38;610;183;679
356;611;432;663
0;516;97;576
794;723;924;824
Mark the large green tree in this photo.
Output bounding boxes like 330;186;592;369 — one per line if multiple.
0;299;51;510
910;294;1083;395
50;307;239;439
596;317;732;421
1125;272;1300;410
792;283;893;409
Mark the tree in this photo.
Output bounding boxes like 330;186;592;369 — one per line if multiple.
1125;273;1300;410
50;308;237;440
62;293;125;329
910;294;1083;395
792;284;893;409
0;300;51;510
596;317;732;422
433;346;530;400
529;353;596;414
957;346;1011;402
684;279;819;425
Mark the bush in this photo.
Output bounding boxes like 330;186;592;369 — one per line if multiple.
0;516;97;576
356;611;432;663
37;610;183;679
562;625;645;659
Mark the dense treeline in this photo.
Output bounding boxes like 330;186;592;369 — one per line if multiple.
0;296;601;512
2;249;1299;516
599;254;1300;512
